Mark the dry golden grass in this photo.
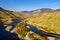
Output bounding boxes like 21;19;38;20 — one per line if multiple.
24;31;47;40
25;11;60;35
14;22;30;38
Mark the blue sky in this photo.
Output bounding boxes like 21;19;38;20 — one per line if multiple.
0;0;60;11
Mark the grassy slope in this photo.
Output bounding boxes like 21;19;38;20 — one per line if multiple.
25;11;60;35
0;11;12;24
0;9;31;24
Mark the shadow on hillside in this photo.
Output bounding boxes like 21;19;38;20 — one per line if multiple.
6;19;21;31
0;23;20;40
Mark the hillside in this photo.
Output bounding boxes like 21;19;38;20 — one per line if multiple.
22;8;54;17
25;11;60;35
0;7;31;24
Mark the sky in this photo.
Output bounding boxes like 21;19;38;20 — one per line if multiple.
0;0;60;11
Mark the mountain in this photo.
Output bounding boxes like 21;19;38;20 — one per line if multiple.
0;7;31;24
25;11;60;35
21;8;54;14
0;7;60;40
27;8;54;17
0;7;5;10
21;11;33;14
40;8;54;12
55;9;60;11
21;8;60;17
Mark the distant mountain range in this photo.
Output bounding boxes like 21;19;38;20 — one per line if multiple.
21;8;60;14
21;8;53;13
